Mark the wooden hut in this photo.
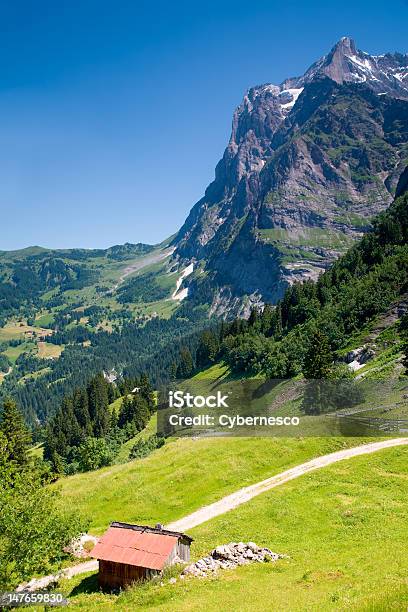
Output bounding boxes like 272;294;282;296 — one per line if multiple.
91;522;193;590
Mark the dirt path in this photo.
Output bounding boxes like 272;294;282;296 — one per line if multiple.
167;437;408;532
17;560;99;592
18;437;408;591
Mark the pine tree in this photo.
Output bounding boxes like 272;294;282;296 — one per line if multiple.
72;389;92;436
139;373;155;409
132;395;150;432
87;374;110;437
169;361;178;380
260;304;273;336
50;450;65;476
301;330;333;415
197;330;219;365
302;329;333;379
0;398;31;467
118;395;132;428
248;307;261;329
271;304;283;338
177;347;193;378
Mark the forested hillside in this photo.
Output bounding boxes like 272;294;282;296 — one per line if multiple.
0;241;211;423
0;243;153;322
173;173;408;381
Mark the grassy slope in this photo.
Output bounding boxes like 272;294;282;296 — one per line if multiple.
55;444;407;611
116;414;158;462
57;437;366;535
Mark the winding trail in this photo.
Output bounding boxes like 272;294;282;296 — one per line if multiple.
18;437;408;591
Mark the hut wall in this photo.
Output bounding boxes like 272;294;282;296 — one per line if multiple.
177;537;191;562
164;539;191;567
98;560;158;590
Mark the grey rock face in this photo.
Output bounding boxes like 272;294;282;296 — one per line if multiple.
173;38;408;313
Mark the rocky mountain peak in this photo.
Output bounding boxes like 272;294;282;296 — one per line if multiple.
331;36;357;56
296;37;408;98
217;37;407;196
173;38;408;314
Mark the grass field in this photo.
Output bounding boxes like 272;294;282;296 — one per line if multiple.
191;362;230;380
0;321;52;342
56;437;366;535
51;443;407;611
258;227;355;250
37;342;63;359
137;298;179;319
33;312;55;328
19;367;51;383
3;341;35;363
29;443;44;459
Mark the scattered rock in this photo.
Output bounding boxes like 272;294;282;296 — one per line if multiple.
182;542;285;578
345;346;375;371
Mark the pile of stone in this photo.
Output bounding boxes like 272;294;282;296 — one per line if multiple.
182;542;285;577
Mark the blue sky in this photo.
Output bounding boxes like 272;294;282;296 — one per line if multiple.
1;0;407;250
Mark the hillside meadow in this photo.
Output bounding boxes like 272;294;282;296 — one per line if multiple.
55;437;365;534
45;443;408;611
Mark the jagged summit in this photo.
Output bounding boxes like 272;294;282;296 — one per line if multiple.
228;37;407;168
335;36;357;51
274;37;407;102
293;36;408;97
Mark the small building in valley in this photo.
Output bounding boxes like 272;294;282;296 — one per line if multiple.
91;522;193;590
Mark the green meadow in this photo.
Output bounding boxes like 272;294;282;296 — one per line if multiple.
47;442;407;611
55;437;361;535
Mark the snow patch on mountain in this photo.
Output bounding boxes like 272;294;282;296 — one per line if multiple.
172;263;194;301
279;88;304;109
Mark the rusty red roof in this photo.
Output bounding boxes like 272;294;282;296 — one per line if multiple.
91;523;191;571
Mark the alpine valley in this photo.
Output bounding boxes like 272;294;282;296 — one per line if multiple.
1;37;407;422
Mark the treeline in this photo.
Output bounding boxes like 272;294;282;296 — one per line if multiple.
172;187;408;380
43;373;156;475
